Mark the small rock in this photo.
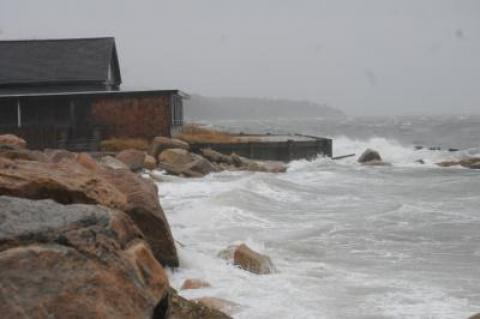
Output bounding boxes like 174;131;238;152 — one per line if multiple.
158;148;217;177
358;148;382;163
0;149;47;162
415;159;425;165
0;134;26;149
44;149;76;162
116;149;146;171
76;152;99;171
436;157;480;169
219;244;276;274
194;297;240;316
100;156;130;170
230;153;287;173
167;289;232;319
143;154;157;170
201;148;234;165
459;157;480;169
150;136;189;159
180;278;212;290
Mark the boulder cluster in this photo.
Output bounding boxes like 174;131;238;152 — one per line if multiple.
0;134;233;319
152;136;287;177
0;134;279;319
436;157;480;169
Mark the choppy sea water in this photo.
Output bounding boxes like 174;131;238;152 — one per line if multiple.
158;116;480;318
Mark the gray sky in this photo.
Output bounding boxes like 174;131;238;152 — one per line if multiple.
1;0;479;115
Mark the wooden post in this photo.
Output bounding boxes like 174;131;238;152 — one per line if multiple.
16;99;22;128
287;140;294;161
92;128;101;151
58;130;67;149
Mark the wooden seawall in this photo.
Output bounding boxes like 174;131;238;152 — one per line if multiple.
189;134;332;162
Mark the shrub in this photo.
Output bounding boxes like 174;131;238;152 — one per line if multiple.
174;124;248;144
100;138;149;152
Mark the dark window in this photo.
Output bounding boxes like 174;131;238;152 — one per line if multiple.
172;96;183;127
0;100;18;126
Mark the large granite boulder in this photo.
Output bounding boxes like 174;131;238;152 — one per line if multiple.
0;157;127;208
167;289;232;319
151;136;189;159
219;244;276;275
357;148;382;163
0;196;169;319
0;134;26;149
0;157;178;267
158;148;217;177
116;149;147;172
98;168;179;267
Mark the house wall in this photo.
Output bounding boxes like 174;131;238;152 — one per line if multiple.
90;95;171;141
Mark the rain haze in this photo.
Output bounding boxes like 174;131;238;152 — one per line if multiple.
0;0;480;115
1;0;479;115
2;2;480;319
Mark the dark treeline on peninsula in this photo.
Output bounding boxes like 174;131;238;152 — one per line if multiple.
184;95;344;121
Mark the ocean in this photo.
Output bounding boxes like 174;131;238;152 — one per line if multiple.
158;115;480;318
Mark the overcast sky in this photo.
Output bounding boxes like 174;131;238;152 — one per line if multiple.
1;0;479;115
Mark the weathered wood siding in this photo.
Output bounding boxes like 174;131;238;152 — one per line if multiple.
90;96;171;140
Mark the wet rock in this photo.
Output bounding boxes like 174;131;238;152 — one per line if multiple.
415;159;425;164
98;168;179;267
230;153;286;173
256;160;287;173
144;154;157;170
181;278;212;290
0;151;178;268
358;148;382;163
158;148;217;177
151;136;190;159
362;160;391;166
219;244;276;274
0;149;48;162
116;149;146;172
100;155;130;170
194;297;240;316
0;134;26;149
468;314;480;319
0;196;169;319
167;289;232;319
76;152;100;171
201;148;234;165
0;157;127;209
436;157;480;169
44;149;77;163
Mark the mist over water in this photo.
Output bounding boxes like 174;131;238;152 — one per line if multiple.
158;116;480;318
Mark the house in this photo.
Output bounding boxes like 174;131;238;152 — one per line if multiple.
0;37;187;150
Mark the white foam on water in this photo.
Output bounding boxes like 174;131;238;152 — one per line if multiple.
155;136;480;318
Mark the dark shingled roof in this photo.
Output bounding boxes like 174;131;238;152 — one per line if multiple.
0;37;122;87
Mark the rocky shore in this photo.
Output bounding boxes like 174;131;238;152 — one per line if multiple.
0;134;280;319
